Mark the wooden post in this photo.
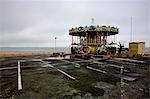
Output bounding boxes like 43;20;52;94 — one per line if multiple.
120;66;124;99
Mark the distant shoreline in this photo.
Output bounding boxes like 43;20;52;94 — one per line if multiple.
0;50;71;57
0;51;52;57
0;47;70;52
0;47;149;57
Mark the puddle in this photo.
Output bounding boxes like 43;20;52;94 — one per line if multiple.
41;64;53;68
120;75;137;81
43;57;64;60
60;66;68;69
31;59;42;62
125;73;141;77
43;56;70;60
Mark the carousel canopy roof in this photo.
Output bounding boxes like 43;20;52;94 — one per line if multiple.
69;25;119;36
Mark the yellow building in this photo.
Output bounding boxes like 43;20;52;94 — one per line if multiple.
128;42;145;57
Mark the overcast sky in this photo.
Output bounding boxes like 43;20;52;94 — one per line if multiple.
0;0;149;47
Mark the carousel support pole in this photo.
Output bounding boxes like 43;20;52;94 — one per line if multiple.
100;33;101;44
96;32;99;44
80;36;81;45
89;34;90;44
72;36;73;47
86;32;88;47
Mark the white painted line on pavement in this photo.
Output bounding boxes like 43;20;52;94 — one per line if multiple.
18;61;22;90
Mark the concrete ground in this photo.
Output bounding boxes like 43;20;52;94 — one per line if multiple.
0;56;149;99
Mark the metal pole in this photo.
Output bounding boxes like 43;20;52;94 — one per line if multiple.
86;32;88;47
72;36;73;47
130;16;132;42
55;37;57;53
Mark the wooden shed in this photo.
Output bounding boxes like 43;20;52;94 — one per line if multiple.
128;42;145;57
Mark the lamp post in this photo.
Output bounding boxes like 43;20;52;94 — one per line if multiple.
55;37;57;53
130;16;133;42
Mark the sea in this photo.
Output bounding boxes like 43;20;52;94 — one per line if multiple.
0;47;150;54
145;47;150;54
0;47;71;52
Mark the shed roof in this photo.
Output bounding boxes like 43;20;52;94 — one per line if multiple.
129;42;145;44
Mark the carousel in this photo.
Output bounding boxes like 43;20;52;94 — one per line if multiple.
69;24;119;58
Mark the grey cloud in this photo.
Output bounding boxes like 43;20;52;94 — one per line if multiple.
0;0;149;47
